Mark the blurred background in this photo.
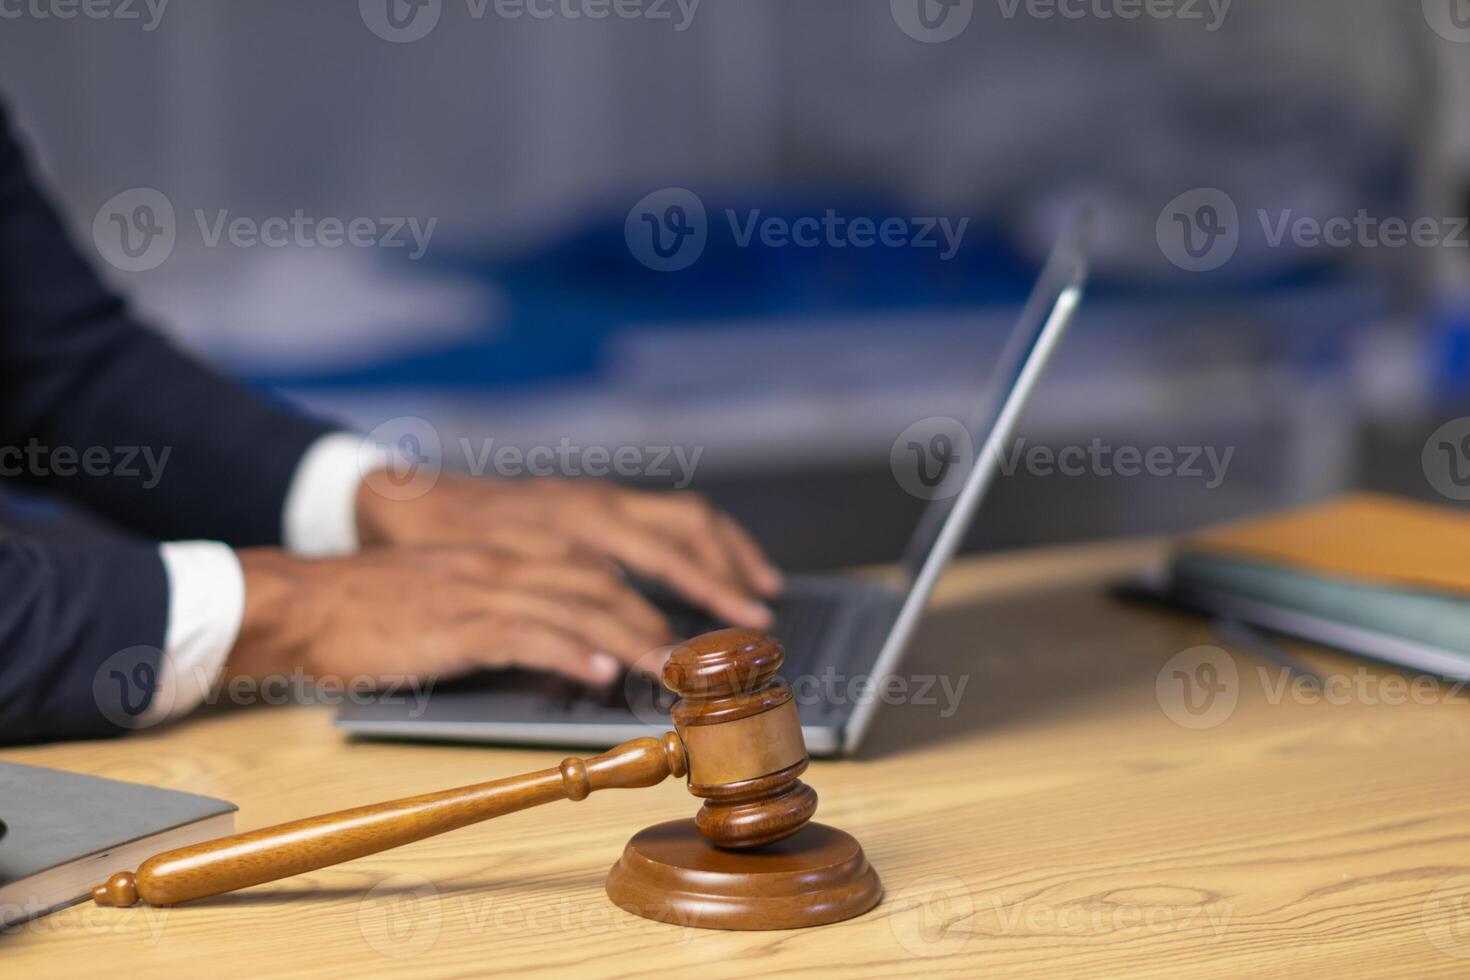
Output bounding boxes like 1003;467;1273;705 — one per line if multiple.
2;0;1468;570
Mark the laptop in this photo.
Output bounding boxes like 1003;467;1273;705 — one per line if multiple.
336;220;1089;756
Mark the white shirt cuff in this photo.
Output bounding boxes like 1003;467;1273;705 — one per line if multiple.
282;432;373;557
141;541;246;726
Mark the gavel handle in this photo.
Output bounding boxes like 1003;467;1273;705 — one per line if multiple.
92;732;687;908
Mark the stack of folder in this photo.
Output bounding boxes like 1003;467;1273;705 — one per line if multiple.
1158;493;1470;680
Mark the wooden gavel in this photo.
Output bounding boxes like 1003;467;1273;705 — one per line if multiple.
92;628;820;909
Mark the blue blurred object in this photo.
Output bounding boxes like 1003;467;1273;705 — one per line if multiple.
246;189;1029;390
244;186;1393;396
1429;300;1470;400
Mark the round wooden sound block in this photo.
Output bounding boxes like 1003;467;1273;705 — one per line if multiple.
605;819;881;930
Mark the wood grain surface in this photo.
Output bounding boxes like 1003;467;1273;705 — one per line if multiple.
4;539;1470;978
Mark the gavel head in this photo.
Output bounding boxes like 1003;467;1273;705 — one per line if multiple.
661;628;817;849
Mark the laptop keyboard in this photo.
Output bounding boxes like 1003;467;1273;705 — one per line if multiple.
660;595;840;677
574;589;848;715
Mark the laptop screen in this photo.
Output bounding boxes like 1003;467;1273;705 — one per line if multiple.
898;217;1090;582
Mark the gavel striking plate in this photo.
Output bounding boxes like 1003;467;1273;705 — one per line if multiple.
91;629;882;930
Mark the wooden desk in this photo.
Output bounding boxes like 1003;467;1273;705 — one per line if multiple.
5;540;1470;978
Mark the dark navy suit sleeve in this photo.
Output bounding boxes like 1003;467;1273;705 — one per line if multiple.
0;98;334;545
0;534;168;744
0;97;339;742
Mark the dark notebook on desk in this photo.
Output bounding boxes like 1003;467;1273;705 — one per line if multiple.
0;761;235;926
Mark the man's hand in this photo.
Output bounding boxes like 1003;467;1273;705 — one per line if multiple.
227;546;674;687
354;476;783;627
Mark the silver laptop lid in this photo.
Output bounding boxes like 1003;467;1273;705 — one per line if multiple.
843;217;1089;753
